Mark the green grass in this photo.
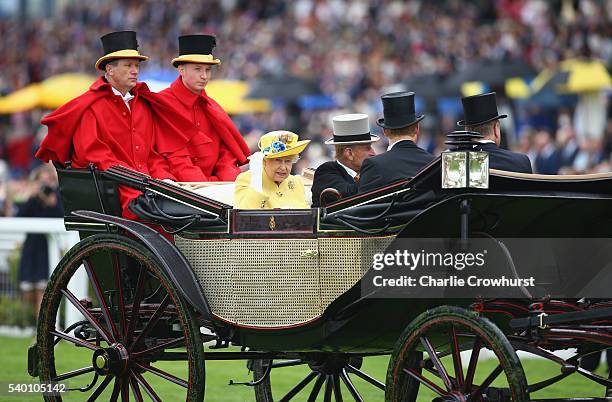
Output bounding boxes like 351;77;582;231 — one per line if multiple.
0;335;608;401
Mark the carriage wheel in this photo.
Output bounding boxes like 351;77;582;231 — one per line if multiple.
386;306;528;402
251;354;385;401
36;233;205;401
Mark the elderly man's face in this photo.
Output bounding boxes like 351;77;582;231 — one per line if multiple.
345;143;375;171
179;63;213;94
105;59;140;93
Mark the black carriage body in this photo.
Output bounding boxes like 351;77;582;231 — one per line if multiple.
54;160;612;354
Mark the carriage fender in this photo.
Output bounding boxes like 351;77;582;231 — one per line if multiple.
71;210;213;321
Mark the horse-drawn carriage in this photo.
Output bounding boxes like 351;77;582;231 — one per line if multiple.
27;136;612;401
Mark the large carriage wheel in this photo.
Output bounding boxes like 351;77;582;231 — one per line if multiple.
386;306;528;402
36;233;205;401
251;354;385;401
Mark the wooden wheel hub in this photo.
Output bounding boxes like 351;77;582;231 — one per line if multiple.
92;343;129;376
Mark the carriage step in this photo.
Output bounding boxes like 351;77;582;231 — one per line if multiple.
27;344;38;377
510;306;612;330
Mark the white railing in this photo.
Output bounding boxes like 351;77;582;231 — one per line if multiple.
0;218;84;327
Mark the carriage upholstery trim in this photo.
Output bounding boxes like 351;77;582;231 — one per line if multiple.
175;234;396;328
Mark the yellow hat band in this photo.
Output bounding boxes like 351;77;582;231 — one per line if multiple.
95;49;148;70
172;54;221;67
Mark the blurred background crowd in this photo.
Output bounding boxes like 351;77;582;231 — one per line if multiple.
0;0;610;214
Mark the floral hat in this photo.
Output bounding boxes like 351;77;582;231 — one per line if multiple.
257;130;310;159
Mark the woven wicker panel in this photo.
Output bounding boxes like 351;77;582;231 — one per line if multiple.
318;235;396;309
231;239;321;327
174;237;235;322
175;236;321;327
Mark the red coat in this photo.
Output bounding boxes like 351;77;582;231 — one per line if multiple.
37;77;195;219
156;77;250;182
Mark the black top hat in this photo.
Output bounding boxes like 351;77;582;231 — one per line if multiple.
376;91;424;130
172;34;221;67
457;92;507;126
95;31;148;70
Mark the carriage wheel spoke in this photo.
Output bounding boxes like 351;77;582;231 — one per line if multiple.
272;359;308;368
112;254;127;340
132;337;185;358
51;329;100;351
129;375;144;402
136;362;188;388
86;374;113;402
121;377;130;401
324;375;333;402
340;369;364;402
84;258;120;340
53;366;95;381
403;367;446;396
464;337;482;391
345;364;385;390
450;325;464;387
60;288;113;343
332;374;343;401
109;378;121;402
130;294;170;352
132;372;162;402
470;364;503;399
278;371;318;402
124;265;146;345
421;336;452;391
307;374;326;402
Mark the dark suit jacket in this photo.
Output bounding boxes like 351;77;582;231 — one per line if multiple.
311;161;358;207
478;142;532;173
358;140;435;193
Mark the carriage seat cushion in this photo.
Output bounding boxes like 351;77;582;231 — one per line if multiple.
187;182;313;207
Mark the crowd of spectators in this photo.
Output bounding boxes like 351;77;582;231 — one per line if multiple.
0;0;611;211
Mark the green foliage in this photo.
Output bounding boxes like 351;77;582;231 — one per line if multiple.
0;295;35;327
7;246;21;287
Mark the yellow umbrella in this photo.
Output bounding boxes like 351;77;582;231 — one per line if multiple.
206;80;270;114
0;83;41;113
532;59;612;95
38;73;97;108
556;59;612;93
505;77;530;99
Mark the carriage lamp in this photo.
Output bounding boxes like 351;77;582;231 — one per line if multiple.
441;150;489;189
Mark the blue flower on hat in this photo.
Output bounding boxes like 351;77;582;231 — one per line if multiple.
263;140;287;156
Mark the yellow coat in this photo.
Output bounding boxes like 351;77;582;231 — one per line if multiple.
234;171;309;209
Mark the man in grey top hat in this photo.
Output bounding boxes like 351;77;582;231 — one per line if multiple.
358;92;434;193
311;113;377;206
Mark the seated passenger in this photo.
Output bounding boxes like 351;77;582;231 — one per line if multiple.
35;31;195;220
458;92;532;173
358;92;434;193
234;131;310;209
311;113;377;207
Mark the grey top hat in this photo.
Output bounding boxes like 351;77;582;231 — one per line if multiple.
325;113;379;145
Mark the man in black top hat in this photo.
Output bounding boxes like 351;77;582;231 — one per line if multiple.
458;92;532;173
312;113;377;206
37;31;195;220
156;34;250;183
358;92;434;193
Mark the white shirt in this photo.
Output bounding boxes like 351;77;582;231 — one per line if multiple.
111;86;135;111
336;160;358;179
387;138;414;151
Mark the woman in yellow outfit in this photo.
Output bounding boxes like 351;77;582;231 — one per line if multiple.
234;130;310;209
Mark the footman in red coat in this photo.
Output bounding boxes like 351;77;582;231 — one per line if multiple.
156;34;250;182
36;31;195;219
